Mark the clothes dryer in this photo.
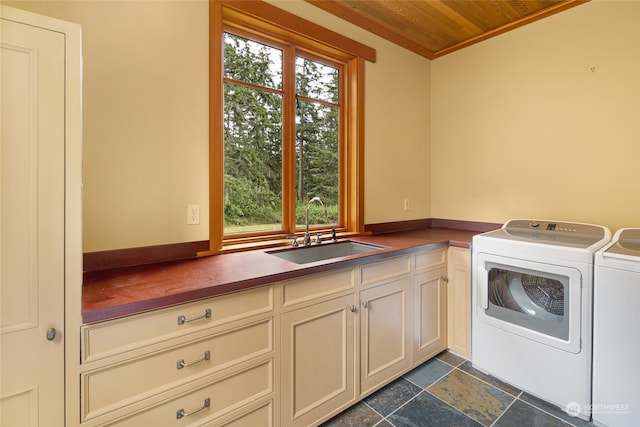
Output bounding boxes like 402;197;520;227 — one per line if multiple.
472;220;611;421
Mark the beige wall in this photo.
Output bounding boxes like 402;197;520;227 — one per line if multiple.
431;0;640;232
9;0;636;252
4;0;432;252
3;0;211;252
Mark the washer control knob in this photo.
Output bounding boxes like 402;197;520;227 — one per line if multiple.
530;221;540;228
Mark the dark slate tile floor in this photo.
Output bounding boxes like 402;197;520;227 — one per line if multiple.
321;351;595;427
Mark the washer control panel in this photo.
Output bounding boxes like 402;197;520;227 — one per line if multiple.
605;228;640;256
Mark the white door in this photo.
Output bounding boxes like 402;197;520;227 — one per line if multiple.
1;13;66;427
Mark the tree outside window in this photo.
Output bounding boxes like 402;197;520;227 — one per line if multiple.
223;32;340;235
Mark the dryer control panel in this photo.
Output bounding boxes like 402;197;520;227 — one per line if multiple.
508;219;606;236
498;219;610;248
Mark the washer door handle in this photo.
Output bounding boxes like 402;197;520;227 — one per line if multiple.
478;267;489;310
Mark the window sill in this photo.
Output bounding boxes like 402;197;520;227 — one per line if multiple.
198;230;367;257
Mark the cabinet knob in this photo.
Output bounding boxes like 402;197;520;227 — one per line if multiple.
362;301;369;309
349;305;356;313
441;275;449;282
46;328;57;341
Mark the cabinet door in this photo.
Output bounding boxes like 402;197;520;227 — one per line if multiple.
359;277;412;396
413;269;447;364
1;10;72;427
447;247;471;358
281;294;356;427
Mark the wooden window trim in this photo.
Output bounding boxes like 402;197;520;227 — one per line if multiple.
218;1;375;62
202;0;374;255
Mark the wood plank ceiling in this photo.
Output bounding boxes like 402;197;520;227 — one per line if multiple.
305;0;589;59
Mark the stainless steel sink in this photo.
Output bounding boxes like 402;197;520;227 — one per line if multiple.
267;241;386;264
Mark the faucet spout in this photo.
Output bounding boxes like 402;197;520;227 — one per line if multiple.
304;197;327;246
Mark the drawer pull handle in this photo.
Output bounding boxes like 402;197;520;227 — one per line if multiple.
177;350;210;369
177;308;211;325
176;397;210;419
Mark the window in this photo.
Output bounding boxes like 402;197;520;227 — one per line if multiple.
206;1;375;253
223;33;286;235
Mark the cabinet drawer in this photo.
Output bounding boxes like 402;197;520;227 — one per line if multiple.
414;248;446;272
82;318;273;421
82;285;274;362
360;256;411;286
281;268;354;308
103;359;273;426
201;398;273;427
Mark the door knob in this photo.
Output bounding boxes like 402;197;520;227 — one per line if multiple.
46;328;57;341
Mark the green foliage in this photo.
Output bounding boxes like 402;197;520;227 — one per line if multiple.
224;174;280;226
295;202;339;226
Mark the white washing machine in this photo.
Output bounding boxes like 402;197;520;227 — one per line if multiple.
593;228;640;426
472;220;611;420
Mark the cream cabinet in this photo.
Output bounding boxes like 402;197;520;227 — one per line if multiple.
78;246;456;427
278;250;450;426
279;269;356;427
201;398;274;427
413;249;448;364
79;285;276;427
281;294;356;427
447;246;471;358
101;358;273;427
359;276;412;396
359;255;412;396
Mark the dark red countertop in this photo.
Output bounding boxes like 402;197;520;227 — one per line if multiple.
82;228;480;324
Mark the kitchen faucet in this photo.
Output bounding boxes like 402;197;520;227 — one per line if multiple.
303;196;327;246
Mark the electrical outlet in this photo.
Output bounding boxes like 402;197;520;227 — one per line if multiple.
403;198;410;211
187;204;200;225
